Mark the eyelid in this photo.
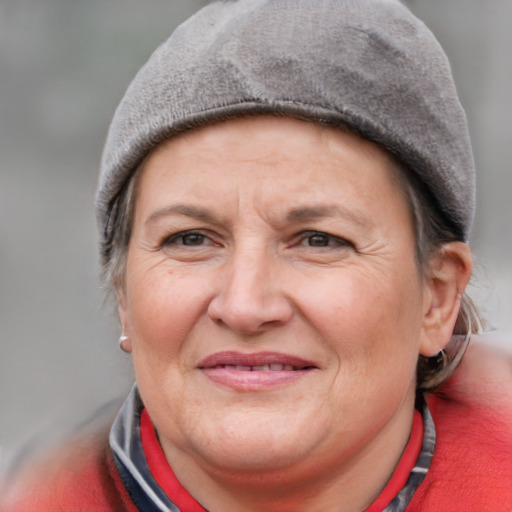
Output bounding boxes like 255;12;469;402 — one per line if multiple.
161;229;215;248
158;228;353;250
293;230;355;249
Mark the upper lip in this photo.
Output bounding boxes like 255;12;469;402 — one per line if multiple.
198;351;317;369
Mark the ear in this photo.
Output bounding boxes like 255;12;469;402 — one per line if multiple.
116;288;133;353
419;242;473;357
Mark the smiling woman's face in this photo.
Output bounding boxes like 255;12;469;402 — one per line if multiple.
118;115;432;493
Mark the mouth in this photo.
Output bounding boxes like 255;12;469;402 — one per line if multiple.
198;351;317;371
198;351;318;390
207;363;308;371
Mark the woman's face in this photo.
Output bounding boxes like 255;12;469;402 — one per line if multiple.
119;116;432;482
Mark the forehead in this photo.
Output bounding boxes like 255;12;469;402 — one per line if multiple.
134;115;407;224
147;116;396;165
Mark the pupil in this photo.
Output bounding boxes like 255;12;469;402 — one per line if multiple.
183;234;203;245
309;235;328;247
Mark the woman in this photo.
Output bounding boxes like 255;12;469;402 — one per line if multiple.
2;0;511;511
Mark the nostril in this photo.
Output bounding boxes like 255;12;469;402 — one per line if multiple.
206;258;294;334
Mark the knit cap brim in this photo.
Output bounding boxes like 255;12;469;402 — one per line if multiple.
97;0;475;250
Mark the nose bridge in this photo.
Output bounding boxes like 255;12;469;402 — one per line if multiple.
208;241;292;333
232;243;275;306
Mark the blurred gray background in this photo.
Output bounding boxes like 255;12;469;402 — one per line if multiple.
1;0;511;473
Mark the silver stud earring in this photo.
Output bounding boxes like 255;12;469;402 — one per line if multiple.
119;334;131;353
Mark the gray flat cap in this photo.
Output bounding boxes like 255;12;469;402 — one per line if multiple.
97;0;475;253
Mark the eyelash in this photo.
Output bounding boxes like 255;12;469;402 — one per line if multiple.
160;229;353;251
294;231;354;249
161;230;214;248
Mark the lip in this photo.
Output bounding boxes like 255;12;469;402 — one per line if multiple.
198;351;318;391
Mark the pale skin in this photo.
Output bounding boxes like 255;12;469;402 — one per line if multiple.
117;116;472;512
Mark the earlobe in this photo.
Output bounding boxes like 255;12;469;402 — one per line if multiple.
419;242;473;357
116;290;133;353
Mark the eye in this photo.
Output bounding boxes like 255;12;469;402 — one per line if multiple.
162;230;212;248
298;231;353;249
305;233;334;247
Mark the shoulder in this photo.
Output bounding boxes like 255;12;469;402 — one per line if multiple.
0;413;138;512
409;335;512;512
437;333;512;412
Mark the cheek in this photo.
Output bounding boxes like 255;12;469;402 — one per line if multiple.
300;264;424;374
125;268;216;423
126;265;213;355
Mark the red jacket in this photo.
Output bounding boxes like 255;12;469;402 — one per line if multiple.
409;340;512;511
2;341;511;512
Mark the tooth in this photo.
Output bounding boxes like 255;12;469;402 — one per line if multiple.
269;363;284;371
284;364;294;371
235;365;252;371
224;365;236;370
253;364;270;371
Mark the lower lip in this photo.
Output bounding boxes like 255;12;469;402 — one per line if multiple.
201;368;314;391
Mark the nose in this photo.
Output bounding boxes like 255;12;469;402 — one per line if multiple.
207;248;293;334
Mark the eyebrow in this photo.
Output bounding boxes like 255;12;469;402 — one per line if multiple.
145;204;219;226
286;205;371;227
145;202;371;228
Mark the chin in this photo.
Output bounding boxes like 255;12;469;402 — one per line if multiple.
181;410;325;473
